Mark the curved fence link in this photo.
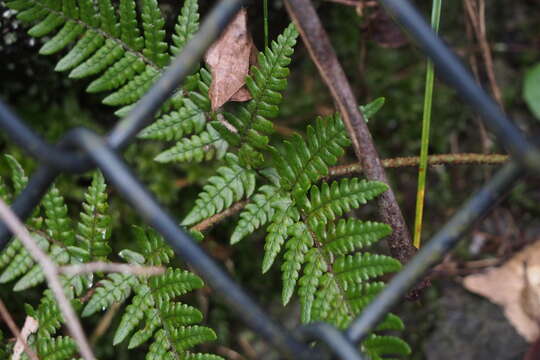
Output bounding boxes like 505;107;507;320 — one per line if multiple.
0;0;537;358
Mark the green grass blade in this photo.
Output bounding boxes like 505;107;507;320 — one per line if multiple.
413;0;442;249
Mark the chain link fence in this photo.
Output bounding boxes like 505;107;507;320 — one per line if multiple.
0;0;537;358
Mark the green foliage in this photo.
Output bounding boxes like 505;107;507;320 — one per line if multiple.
3;0;410;357
182;155;256;226
77;171;112;261
272;114;351;201
227;106;409;357
0;156;220;360
524;62;540;120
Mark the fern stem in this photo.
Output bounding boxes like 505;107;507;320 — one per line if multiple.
329;153;508;177
413;0;443;249
263;0;269;48
191;200;248;232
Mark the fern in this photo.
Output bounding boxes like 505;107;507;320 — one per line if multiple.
0;156;221;360
228;108;410;357
182;154;255;226
5;0;410;356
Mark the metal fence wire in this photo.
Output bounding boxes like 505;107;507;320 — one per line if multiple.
0;0;538;358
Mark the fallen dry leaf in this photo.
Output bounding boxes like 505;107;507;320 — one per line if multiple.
12;316;38;360
204;8;257;110
463;240;540;342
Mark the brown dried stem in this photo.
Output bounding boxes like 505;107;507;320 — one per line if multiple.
329;153;509;177
191;200;248;232
0;198;95;360
284;0;416;265
463;0;504;109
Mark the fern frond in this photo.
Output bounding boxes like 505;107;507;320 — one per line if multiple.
262;202;296;273
5;154;28;195
154;123;228;164
5;0;178;114
42;185;75;246
0;233;48;284
149;268;204;306
134;226;175;266
171;0;199;55
114;267;216;358
272;114;350;200
114;289;150;345
146;328;222;360
0;240;22;269
281;223;312;305
139;69;210;142
77;171;112;261
298;248;326;322
26;289;82;338
362;334;411;360
230;185;279;244
81;273;138;317
85;52;144;92
13;245;70;291
119;0;143;49
303;178;388;225
181;156;255;226
36;336;77;360
139;99;206;141
334;253;401;287
102;66;159;106
318;219;392;257
0;174;11;203
141;0;169;67
55;31;105;72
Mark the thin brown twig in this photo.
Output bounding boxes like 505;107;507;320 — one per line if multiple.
284;0;416;265
0;299;39;360
90;303;121;345
329;153;508;177
191;200;248;232
0;198;95;360
216;346;247;360
60;262;165;277
463;0;504;109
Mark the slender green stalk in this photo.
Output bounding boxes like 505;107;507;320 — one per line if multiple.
263;0;269;48
413;0;442;249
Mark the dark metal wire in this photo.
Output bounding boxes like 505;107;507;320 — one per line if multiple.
345;160;523;343
377;0;540;173
295;323;365;360
0;0;538;358
107;0;246;149
71;128;320;360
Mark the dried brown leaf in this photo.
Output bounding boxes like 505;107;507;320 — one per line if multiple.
463;240;540;342
204;8;256;110
12;316;38;360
